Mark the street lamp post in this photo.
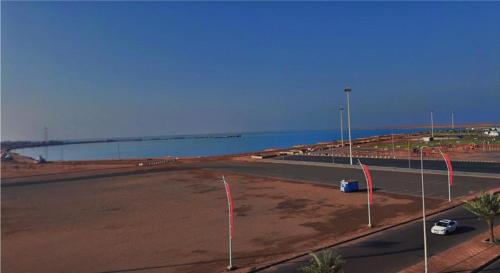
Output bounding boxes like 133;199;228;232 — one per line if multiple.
345;87;353;165
331;143;334;163
391;133;396;159
339;106;344;148
431;111;434;138
420;147;428;273
407;135;411;168
451;112;455;130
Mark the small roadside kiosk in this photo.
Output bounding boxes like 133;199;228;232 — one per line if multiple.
340;179;359;192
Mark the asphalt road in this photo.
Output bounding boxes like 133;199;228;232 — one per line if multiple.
262;206;498;273
195;161;500;200
280;155;500;174
478;257;500;272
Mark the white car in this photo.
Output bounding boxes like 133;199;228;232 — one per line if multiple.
431;219;458;235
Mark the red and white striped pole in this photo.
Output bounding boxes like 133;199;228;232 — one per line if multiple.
358;159;373;227
438;150;453;202
222;175;235;270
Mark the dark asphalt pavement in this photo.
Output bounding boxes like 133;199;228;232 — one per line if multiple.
195;161;500;200
262;206;498;273
280;155;500;174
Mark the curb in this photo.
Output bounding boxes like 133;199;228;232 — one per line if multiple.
246;189;500;273
302;154;500;164
471;255;500;273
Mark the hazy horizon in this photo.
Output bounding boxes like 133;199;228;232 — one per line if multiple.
2;2;499;141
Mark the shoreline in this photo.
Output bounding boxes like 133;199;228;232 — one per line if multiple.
2;127;499;165
3;121;498;159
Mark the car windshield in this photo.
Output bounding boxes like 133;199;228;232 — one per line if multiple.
436;222;448;227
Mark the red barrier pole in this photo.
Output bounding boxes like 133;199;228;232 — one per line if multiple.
358;159;373;227
222;175;234;270
438;150;453;202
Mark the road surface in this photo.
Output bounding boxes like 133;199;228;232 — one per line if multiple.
261;206;498;273
280;155;500;174
195;160;500;200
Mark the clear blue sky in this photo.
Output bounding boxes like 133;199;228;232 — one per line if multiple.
2;2;499;141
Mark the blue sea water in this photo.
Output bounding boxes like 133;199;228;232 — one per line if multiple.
13;129;423;161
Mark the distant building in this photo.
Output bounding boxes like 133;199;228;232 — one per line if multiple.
484;128;499;137
35;155;47;164
487;131;499;137
1;152;13;161
422;136;434;142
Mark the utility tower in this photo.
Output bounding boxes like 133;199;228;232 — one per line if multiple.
44;126;48;159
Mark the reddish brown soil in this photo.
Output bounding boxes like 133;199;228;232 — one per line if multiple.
1;160;135;179
2;167;446;273
0;153;238;180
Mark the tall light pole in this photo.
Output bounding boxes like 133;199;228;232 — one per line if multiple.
391;133;395;159
339;106;344;148
451;112;455;130
420;147;428;273
430;111;434;138
407;134;411;168
345;87;353;165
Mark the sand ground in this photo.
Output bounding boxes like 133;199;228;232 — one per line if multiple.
0;158;137;179
2;166;446;273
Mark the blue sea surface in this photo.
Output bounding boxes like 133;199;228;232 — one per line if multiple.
13;129;423;161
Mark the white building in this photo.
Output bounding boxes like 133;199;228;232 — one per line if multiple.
488;131;499;137
484;127;499;137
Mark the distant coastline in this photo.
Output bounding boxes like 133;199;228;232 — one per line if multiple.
3;123;496;161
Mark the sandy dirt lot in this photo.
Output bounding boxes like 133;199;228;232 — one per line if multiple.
0;153;238;180
0;159;137;179
2;166;447;273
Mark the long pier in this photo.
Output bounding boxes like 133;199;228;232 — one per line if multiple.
1;134;242;151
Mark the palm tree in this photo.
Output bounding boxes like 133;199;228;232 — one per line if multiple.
302;249;345;273
464;192;500;244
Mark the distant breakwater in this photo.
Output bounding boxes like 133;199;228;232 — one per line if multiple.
1;134;242;151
